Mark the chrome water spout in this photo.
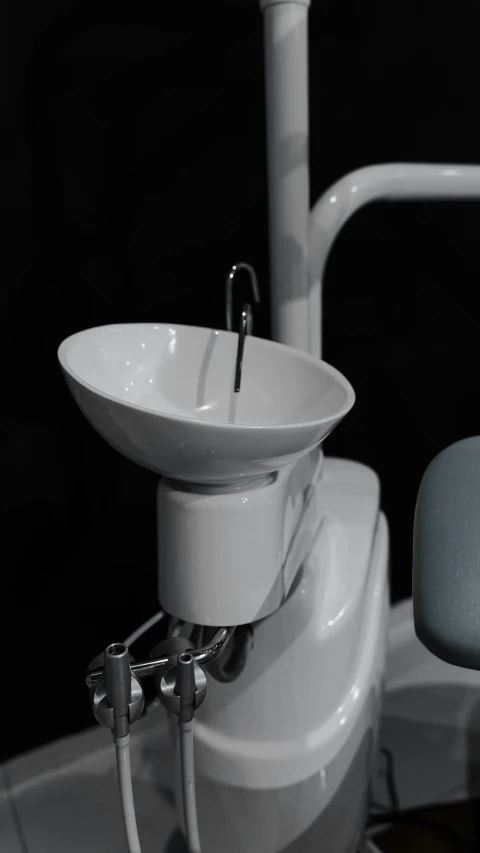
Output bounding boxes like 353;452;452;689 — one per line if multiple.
225;262;260;393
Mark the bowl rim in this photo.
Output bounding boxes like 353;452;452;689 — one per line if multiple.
57;322;355;432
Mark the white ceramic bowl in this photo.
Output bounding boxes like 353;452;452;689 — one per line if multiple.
58;323;355;484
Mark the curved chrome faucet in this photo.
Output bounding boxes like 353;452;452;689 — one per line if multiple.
234;305;251;393
225;263;260;393
226;262;260;333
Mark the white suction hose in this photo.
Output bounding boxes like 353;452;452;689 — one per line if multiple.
178;719;202;853
112;712;212;853
115;734;142;853
123;609;166;647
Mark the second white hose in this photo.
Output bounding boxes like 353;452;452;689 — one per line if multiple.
178;719;202;853
115;734;142;853
123;609;166;647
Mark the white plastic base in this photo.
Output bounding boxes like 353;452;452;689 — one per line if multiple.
170;458;390;853
157;449;323;626
6;598;480;852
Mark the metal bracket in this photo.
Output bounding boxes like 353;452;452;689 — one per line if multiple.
86;626;235;689
90;673;144;730
157;660;207;718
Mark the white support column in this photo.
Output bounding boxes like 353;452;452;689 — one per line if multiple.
309;163;480;359
261;0;311;352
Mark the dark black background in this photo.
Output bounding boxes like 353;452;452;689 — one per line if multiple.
2;0;479;761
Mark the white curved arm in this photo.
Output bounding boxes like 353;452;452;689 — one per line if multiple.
309;163;480;359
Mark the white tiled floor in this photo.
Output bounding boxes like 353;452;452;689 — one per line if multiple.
14;772;176;853
0;712;181;853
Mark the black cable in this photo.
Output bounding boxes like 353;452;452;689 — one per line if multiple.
370;747;476;852
368;812;476;853
378;747;400;813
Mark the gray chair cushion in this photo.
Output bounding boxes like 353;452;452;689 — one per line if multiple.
413;436;480;669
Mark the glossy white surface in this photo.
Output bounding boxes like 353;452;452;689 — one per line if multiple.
309;163;480;358
58;323;354;484
193;457;388;790
173;457;389;852
262;2;310;351
157;450;322;626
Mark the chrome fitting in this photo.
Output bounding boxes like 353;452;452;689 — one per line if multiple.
157;652;207;721
87;643;144;734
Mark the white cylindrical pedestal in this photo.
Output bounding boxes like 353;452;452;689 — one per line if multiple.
157;474;284;626
157;450;321;626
